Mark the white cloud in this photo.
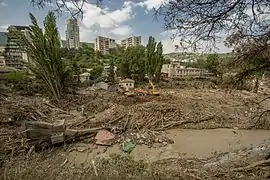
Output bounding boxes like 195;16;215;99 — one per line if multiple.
159;30;232;53
109;26;132;36
160;30;180;53
160;29;177;37
63;1;134;29
138;0;168;11
0;24;9;31
1;2;7;6
60;1;135;42
161;39;175;53
80;28;95;42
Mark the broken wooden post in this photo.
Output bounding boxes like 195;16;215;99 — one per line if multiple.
51;120;65;144
25;120;66;145
24;120;105;147
25;121;53;140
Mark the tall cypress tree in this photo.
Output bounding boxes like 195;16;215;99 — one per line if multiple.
154;41;164;83
145;36;157;82
145;36;164;83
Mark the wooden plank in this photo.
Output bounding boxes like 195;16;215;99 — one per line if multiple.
25;121;52;139
65;127;103;137
26;129;52;139
52;119;66;133
25;121;53;129
51;133;64;144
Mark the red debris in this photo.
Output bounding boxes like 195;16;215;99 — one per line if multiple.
95;130;115;146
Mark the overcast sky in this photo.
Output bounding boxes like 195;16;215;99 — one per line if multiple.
0;0;231;53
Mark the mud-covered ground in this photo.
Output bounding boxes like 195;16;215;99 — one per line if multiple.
2;140;270;180
0;83;270;179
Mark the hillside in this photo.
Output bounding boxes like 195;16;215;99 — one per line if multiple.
164;52;231;61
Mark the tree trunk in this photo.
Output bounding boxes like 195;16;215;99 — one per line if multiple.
254;76;259;93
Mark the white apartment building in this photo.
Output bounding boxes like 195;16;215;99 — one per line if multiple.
162;61;206;78
94;36;116;54
0;32;6;67
4;26;30;69
121;36;141;48
66;18;80;49
0;56;5;66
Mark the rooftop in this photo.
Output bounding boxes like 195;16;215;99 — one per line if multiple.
8;25;30;31
120;78;135;83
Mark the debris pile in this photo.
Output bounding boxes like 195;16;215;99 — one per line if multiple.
0;88;269;161
84;98;268;131
159;78;218;89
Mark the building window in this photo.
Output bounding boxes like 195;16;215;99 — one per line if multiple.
126;83;128;86
129;83;132;86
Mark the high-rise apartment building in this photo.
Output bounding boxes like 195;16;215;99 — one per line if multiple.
66;18;80;49
94;36;116;54
4;26;30;69
121;36;141;48
0;32;7;66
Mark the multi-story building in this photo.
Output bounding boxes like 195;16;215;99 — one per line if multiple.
161;61;206;78
0;56;5;67
0;32;7;53
121;36;141;48
94;36;116;54
0;32;7;66
66;18;80;49
4;26;30;69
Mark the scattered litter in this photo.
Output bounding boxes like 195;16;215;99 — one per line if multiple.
92;160;98;176
123;141;136;153
95;130;116;146
27;145;35;159
60;159;68;167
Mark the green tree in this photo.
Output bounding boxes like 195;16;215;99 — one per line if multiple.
9;12;69;101
108;59;115;83
90;65;103;80
145;36;157;82
128;46;146;81
117;46;146;81
61;43;104;80
145;36;164;83
154;41;164;83
205;54;220;76
196;57;206;69
119;51;130;78
107;46;125;73
226;35;270;91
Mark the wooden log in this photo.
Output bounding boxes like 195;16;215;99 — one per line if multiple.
51;133;64;144
65;127;103;137
25;121;52;139
24;121;105;147
52;119;65;133
25;121;53;129
232;159;270;171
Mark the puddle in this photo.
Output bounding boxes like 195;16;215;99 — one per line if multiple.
67;128;270;165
